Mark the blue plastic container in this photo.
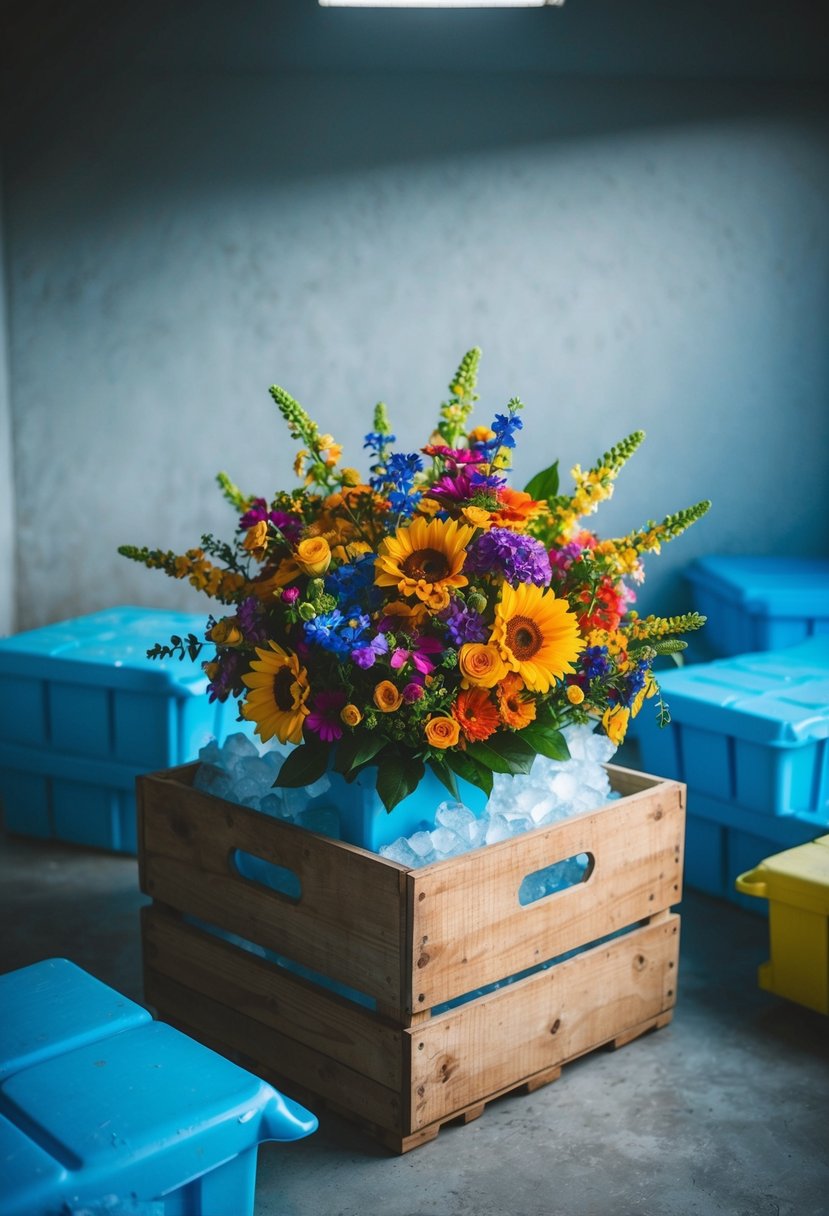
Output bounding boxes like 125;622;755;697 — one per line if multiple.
0;959;317;1216
0;957;151;1081
682;792;825;913
0;607;253;852
686;556;829;657
303;760;489;852
636;638;829;821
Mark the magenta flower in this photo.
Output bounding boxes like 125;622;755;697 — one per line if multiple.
403;682;424;703
282;586;300;604
390;634;443;676
305;690;347;742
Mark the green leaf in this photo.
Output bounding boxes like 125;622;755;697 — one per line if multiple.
376;753;425;814
274;740;330;788
333;731;387;776
523;460;559;502
515;725;570;762
467;731;536;776
446;750;494;797
428;758;459;801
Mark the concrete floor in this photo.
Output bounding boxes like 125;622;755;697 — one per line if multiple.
1;832;828;1216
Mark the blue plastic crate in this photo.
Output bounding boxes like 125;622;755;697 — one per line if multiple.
0;959;317;1216
686;555;829;657
682;791;826;912
636;638;829;822
0;608;253;853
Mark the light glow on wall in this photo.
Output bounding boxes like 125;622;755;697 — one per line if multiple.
319;1;564;8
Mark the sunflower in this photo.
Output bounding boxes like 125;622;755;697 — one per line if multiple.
374;516;475;611
491;583;584;694
241;641;310;745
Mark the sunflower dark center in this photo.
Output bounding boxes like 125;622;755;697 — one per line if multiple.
506;615;542;660
402;547;449;582
273;666;296;711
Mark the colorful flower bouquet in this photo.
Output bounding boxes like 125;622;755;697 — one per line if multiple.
120;349;709;813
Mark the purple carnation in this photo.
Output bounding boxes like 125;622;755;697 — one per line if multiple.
465;528;552;587
440;598;488;646
236;596;267;645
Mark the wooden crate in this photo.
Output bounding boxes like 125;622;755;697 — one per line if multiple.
138;763;685;1153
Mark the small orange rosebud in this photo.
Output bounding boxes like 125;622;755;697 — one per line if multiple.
566;684;585;705
341;703;363;728
373;680;403;713
424;716;461;749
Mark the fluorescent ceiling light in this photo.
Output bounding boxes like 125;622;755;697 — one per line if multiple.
319;1;564;8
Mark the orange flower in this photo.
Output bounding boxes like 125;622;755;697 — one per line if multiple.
341;703;363;727
373;680;403;713
490;487;546;532
453;688;500;742
424;716;461;749
566;684;585;705
458;643;508;689
497;672;537;730
243;520;269;560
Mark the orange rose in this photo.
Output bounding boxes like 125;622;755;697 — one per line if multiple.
458;642;508;688
424;716;461;749
341;703;363;727
295;536;332;576
373;680;403;713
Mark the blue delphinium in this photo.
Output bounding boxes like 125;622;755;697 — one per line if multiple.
465;528;551;587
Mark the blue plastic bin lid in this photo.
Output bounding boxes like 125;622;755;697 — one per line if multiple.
0;959;151;1082
0;1112;68;1216
0;608;210;694
686;556;829;616
0;1021;317;1205
654;637;829;746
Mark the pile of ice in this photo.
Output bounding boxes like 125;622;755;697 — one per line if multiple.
194;723;618;877
379;722;617;879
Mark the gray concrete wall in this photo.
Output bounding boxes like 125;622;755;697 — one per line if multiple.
0;158;15;635
2;2;828;630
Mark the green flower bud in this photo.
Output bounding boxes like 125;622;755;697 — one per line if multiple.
298;602;317;621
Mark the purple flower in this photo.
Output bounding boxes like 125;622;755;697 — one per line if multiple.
282;586;300;605
236;596;267;645
440;599;488;646
238;500;302;543
306;690;347;742
465;528;552;587
351;632;389;669
403;682;424;702
206;651;245;703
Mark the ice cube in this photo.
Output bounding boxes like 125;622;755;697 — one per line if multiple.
485;814;511;845
408;831;435;858
379;837;420;867
222;732;260;760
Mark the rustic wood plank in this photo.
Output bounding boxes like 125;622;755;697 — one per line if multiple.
408;781;684;1010
142;905;403;1091
138;768;407;1005
145;967;403;1135
406;915;679;1131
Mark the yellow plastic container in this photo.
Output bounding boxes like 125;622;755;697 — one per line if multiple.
736;835;829;1014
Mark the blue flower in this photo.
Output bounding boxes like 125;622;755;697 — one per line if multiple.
582;645;610;679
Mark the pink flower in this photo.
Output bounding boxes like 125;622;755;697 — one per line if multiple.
305;690;347;742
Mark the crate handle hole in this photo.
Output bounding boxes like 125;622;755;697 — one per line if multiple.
518;852;594;906
232;850;302;902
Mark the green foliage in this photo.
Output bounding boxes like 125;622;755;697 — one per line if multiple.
215;472;248;511
449;347;481;403
467;731;536;776
269;384;318;447
376;752;425;813
524;460;560;503
274;739;330;788
599;430;645;473
146;634;203;662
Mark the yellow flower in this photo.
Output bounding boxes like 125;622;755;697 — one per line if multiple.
340;467;362;486
341;703;363;727
492;583;584;694
241;642;310;745
602;704;630;745
295;536;332;576
630;672;657;719
461;505;492;530
458;643;508;689
293;449;308;479
468;425;496;444
566;684;585;705
375;516;474;611
424;716;461;749
374;680;403;713
243;520;269;560
209;618;244;646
